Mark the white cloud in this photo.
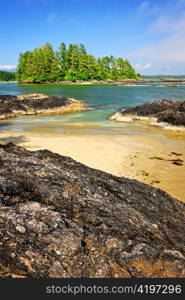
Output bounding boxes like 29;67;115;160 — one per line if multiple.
150;16;172;33
129;33;185;63
150;13;185;34
138;0;158;14
128;9;185;74
47;13;59;25
128;33;185;74
0;65;17;70
164;65;171;69
138;0;149;12
134;62;152;70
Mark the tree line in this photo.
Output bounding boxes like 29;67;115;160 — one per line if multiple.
0;70;16;81
16;42;139;83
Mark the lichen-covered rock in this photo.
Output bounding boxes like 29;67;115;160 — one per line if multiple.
110;100;185;127
0;143;185;278
0;94;88;120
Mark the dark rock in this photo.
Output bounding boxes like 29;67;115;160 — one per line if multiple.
172;161;184;166
111;100;185;127
0;143;185;278
121;100;173;116
150;156;167;161
150;156;183;166
151;156;176;161
171;152;183;156
0;94;88;120
151;180;160;184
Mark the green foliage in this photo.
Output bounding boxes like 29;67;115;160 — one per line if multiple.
0;70;16;81
16;42;138;83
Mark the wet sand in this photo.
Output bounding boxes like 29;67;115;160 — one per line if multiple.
0;129;185;202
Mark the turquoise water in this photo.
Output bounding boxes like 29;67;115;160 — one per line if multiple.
0;82;185;134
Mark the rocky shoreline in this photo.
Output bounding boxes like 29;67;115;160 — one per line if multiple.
0;143;185;278
110;100;185;129
19;78;185;85
0;94;88;120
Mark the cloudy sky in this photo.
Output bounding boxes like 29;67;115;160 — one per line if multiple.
0;0;184;75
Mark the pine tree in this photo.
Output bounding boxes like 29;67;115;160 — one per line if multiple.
16;42;138;82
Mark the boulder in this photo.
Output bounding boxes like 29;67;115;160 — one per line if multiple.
0;143;185;278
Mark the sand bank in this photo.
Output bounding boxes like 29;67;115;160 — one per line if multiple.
0;130;185;202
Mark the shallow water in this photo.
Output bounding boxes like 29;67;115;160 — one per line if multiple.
0;82;185;134
0;82;185;201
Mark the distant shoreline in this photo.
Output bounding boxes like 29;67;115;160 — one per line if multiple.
0;81;17;83
18;78;185;85
1;79;185;85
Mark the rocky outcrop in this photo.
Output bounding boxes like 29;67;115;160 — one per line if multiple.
0;94;88;120
110;100;185;128
0;143;185;278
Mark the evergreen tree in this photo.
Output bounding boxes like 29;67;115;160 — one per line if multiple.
16;42;138;82
57;42;67;80
79;44;87;54
0;70;16;81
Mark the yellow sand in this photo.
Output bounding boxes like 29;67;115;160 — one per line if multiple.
0;130;185;202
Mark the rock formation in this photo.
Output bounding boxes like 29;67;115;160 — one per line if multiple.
0;94;88;120
110;100;185;128
0;143;185;278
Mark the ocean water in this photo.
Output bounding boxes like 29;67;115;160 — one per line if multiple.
0;82;185;135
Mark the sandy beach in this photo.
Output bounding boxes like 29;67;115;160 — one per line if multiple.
1;129;185;202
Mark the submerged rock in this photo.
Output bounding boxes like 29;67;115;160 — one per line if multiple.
0;143;185;278
0;94;88;120
110;99;185;128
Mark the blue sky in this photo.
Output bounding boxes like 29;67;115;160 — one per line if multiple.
0;0;185;74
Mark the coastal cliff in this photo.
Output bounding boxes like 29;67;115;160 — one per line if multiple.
0;94;88;120
0;143;185;278
110;100;185;129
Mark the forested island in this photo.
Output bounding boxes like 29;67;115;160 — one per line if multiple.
16;42;139;83
0;70;16;82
